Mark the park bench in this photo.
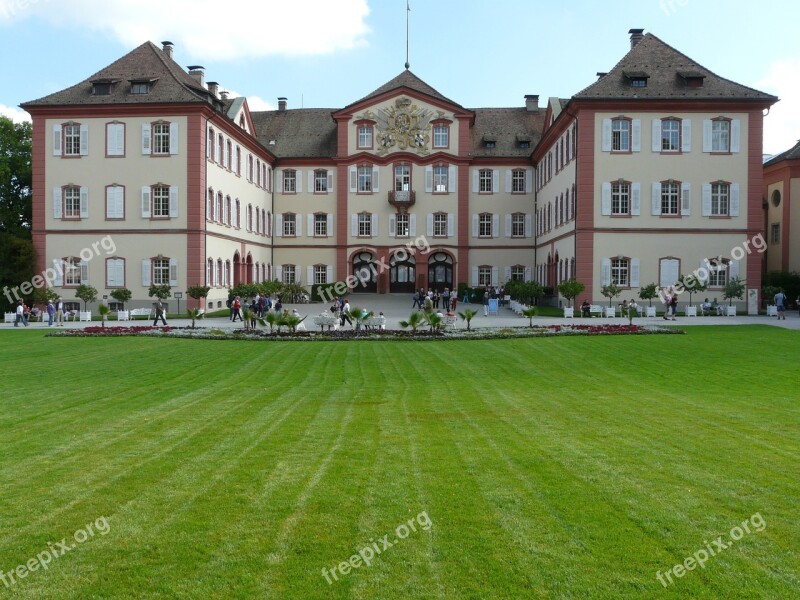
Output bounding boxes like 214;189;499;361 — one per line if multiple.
129;308;152;320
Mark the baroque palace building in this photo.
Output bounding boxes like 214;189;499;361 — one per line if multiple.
22;29;776;311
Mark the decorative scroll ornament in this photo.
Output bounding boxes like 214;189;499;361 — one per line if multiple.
365;97;435;156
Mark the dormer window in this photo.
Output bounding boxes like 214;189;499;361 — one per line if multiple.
91;79;117;95
516;134;531;149
678;70;706;89
129;79;156;95
631;78;647;88
483;134;497;149
623;70;649;89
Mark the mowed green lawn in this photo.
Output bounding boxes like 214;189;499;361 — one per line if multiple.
0;327;798;599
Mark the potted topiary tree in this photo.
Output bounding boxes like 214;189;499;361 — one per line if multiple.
557;279;585;308
638;282;658;307
110;287;132;310
600;283;621;307
723;276;746;312
75;284;98;312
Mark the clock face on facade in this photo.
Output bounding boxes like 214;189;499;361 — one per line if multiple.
360;98;439;156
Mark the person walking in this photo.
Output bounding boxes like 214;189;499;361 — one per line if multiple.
153;299;167;326
14;300;28;327
774;289;788;320
340;298;353;328
483;287;490;316
55;297;64;326
231;296;242;322
46;299;55;326
442;288;450;312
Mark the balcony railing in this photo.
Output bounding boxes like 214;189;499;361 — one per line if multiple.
388;190;416;207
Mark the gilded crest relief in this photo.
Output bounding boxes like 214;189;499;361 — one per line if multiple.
359;98;442;156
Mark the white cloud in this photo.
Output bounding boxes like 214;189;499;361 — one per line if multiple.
0;103;30;122
1;0;371;60
757;58;800;156
227;92;274;112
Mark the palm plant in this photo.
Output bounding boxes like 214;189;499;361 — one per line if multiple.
97;304;110;328
521;306;537;327
423;311;444;333
284;314;303;333
399;311;425;335
264;311;280;333
349;306;373;331
458;308;478;331
186;307;204;329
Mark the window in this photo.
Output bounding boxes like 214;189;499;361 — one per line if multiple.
478;266;492;287
611;182;630;215
433;166;448;192
216;192;223;223
314;213;328;237
358;166;373;193
207;189;214;221
280;212;294;236
511;266;525;281
106;258;125;288
106;122;125;156
256;159;262;187
235;146;241;176
771;190;781;208
394;164;410;191
712;119;730;152
152;185;170;218
661;182;680;215
358;212;372;237
234;200;240;229
64;186;81;219
282;264;296;285
246;205;252;231
283;170;297;193
248;155;253;182
314;265;328;285
226;141;232;170
511;213;525;237
131;81;150;95
708;260;727;287
479;213;492;237
92;82;112;96
771;223;780;244
217;134;224;165
711;183;729;216
631;78;647;88
207;128;214;159
661;118;680;152
433;212;447;237
153;123;170;155
612;118;630;152
357;124;373;148
105;185;124;220
224;196;231;226
153;258;170;286
512;169;525;193
433;125;449;148
479;169;493;193
314;169;328;193
396;213;409;237
64;124;81;156
611;258;629;287
64;257;81;286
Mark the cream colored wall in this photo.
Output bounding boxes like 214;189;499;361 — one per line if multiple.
273;166;337;247
272;248;338;284
765;181;784;272
467;249;534;286
468;166;534;248
536;159;576;245
593;111;749;229
791;178;800;273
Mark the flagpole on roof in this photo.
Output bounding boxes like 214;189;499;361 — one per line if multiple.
405;0;410;70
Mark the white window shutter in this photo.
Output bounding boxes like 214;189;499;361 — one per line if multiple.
141;123;151;154
79;186;89;218
351;214;357;236
491;267;499;286
349;166;357;193
492;214;499;237
293;213;301;237
79;260;88;284
426;213;433;237
79;124;89;156
601;182;612;216
275;265;283;282
504;214;512;237
730;183;740;216
729;259;740;279
630;258;640;287
372;166;380;193
525;214;532;237
52;259;63;286
141;186;151;218
601;258;611;286
327;170;333;191
326;214;333;235
702;184;712;216
275;213;283;237
307;266;314;285
169;258;178;286
169;186;178;217
449;165;457;193
169;122;179;154
308;171;314;193
472;170;479;193
601;118;612;151
409;213;416;237
525;169;532;194
471;266;479;286
447;214;454;237
505;170;512;193
651;119;661;152
631;119;641;152
53;187;62;219
307;214;314;237
425;166;433;193
681;119;691;152
326;266;333;283
681;182;691;216
492;169;499;193
651;182;661;215
472;214;479;237
142;259;151;286
389;214;396;236
702;120;712;153
730;120;741;153
371;213;378;236
295;170;303;194
504;266;511;282
52;124;62;156
631;183;641;216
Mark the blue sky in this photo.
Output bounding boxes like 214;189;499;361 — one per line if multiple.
1;0;798;154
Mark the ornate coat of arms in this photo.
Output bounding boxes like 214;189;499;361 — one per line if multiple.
360;98;440;156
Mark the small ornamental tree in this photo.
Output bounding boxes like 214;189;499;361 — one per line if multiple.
97;304;110;328
110;287;132;309
33;286;59;305
521;306;537;327
187;285;211;304
75;284;98;311
723;276;746;306
600;283;621;307
148;284;172;301
638;282;658;307
677;273;708;306
557;279;585;307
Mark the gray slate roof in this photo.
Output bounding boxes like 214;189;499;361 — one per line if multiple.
469;108;544;157
348;69;462;110
22;42;210;107
574;33;777;102
251;109;338;159
764;140;800;166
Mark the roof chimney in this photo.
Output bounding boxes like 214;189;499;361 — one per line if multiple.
524;94;539;113
278;97;287;111
628;28;644;49
161;41;174;60
220;90;229;101
187;65;205;88
596;72;608;80
207;81;219;98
